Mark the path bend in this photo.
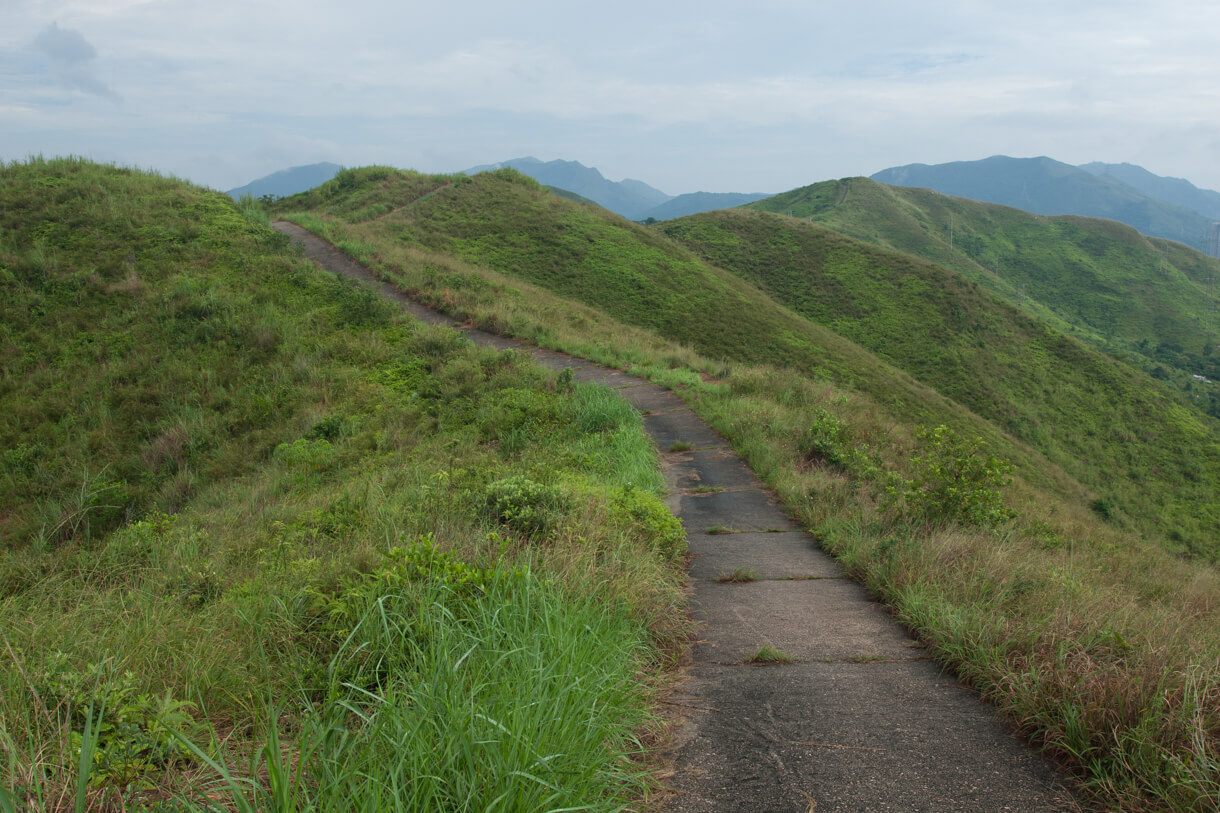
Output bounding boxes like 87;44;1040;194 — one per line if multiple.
273;221;1077;813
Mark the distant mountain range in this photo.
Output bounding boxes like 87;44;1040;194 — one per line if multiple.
871;156;1219;252
461;157;769;221
226;155;1220;249
226;162;343;200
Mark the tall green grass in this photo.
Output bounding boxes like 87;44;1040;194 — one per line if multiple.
184;572;654;812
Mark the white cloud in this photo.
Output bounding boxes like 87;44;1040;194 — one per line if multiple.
4;0;1220;192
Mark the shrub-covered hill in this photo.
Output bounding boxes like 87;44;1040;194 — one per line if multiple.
660;208;1220;554
751;178;1220;406
0;158;688;809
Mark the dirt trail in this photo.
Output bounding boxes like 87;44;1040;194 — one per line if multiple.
274;221;1078;812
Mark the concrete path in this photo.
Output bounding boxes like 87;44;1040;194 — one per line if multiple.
273;222;1078;812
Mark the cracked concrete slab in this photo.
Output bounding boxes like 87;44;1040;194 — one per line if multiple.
618;384;687;414
687;532;843;582
572;366;640;387
667;448;764;491
666;662;1074;813
676;489;800;533
689;579;921;664
520;347;578;370
643;409;732;451
458;327;520;351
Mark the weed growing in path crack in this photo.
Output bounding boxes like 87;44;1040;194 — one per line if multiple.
705;525;734;535
749;645;795;665
715;567;759;583
668;440;694;452
690;485;726;494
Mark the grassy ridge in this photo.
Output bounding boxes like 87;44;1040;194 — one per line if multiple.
278;167;1097;494
660;208;1220;554
0;159;686;810
753;178;1220;406
277;166;1220;810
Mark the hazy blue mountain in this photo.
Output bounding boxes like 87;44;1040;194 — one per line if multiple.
871;155;1212;250
1079;161;1220;221
462;157;671;219
638;191;772;222
226;162;343;200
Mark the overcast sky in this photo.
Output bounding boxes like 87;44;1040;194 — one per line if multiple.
4;0;1220;195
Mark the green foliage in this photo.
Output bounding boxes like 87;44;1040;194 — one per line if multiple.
36;657;201;790
609;485;686;562
273;437;338;483
483;475;570;538
748;645;795;664
898;425;1016;529
193;569;654;812
800;407;878;478
715;567;758;583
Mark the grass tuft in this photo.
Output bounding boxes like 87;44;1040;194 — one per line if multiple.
748;645;796;665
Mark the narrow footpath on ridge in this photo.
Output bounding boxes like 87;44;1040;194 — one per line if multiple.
273;221;1079;812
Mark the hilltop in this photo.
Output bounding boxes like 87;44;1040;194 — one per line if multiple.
460;156;770;221
461;156;670;219
1080;161;1220;222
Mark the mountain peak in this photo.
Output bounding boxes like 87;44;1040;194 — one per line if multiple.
460;157;670;219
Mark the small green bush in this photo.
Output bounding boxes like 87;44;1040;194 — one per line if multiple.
36;657;201;790
483;476;570;538
609;485;685;561
272;438;337;482
899;425;1016;529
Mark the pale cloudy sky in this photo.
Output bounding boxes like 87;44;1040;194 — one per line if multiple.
3;0;1220;195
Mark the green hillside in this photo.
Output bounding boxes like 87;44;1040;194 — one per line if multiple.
0;159;685;809
751;178;1220;412
281;169;1030;441
661;208;1220;553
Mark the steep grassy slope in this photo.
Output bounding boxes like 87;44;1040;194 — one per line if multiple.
752;178;1220;403
0;159;339;545
0;159;686;810
661;209;1220;553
